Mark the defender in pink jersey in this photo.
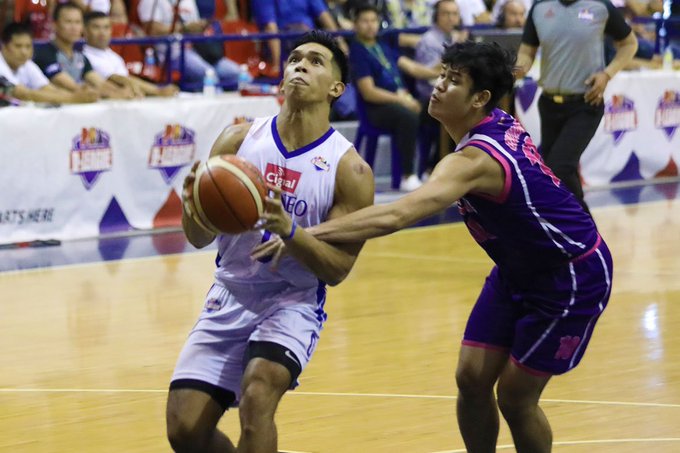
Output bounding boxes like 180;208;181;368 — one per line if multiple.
262;41;614;452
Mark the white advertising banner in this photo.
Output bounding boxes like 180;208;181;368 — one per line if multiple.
0;94;280;244
515;71;680;187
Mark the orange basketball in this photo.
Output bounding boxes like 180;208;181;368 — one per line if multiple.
192;155;267;234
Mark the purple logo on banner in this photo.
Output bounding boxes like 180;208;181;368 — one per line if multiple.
148;124;196;184
604;95;638;145
655;90;680;140
70;127;113;190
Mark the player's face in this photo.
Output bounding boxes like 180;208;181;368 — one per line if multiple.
436;2;461;33
281;42;344;104
2;34;33;68
428;64;486;122
85;17;112;49
55;8;84;44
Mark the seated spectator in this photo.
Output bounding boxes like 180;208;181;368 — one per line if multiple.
251;0;348;78
384;0;431;28
496;0;527;29
491;0;530;25
457;0;492;26
327;0;354;30
83;12;179;97
33;2;134;98
0;22;98;103
137;0;240;89
350;4;439;191
415;0;466;173
48;0;129;23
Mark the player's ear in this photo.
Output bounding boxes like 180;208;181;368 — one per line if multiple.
473;89;491;109
278;78;285;96
329;80;345;101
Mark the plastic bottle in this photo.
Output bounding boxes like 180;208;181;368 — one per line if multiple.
142;48;158;80
237;64;253;92
203;67;218;97
662;45;674;71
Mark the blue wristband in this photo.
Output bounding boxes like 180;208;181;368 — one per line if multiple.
283;220;297;240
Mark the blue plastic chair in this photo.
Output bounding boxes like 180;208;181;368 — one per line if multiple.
353;90;403;190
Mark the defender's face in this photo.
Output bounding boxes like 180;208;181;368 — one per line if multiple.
85;17;112;49
281;42;343;104
428;65;476;122
2;34;33;68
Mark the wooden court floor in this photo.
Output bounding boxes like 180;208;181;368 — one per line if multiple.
1;199;679;452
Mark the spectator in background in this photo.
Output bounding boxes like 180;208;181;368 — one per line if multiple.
350;4;439;191
516;0;637;211
457;0;493;26
384;0;432;28
83;12;179;96
496;0;526;29
251;0;348;78
33;2;133;98
327;0;355;30
48;0;129;23
1;21;98;103
415;0;466;175
491;0;530;25
138;0;240;89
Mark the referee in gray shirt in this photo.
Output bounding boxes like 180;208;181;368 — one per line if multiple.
515;0;637;212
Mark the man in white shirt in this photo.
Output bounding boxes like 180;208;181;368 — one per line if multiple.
137;0;240;90
83;11;179;97
0;21;97;103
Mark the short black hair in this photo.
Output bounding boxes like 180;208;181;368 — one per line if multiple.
1;22;32;44
84;10;109;25
54;2;83;22
292;30;349;85
353;4;380;21
441;41;515;113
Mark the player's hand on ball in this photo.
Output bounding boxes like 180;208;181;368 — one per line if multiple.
260;184;295;239
182;160;216;234
251;235;287;269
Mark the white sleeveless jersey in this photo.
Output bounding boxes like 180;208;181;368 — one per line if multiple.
214;115;353;290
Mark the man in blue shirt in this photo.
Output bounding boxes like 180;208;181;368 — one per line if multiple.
252;0;347;77
350;4;438;191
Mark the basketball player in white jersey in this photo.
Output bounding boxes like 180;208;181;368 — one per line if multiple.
165;31;374;453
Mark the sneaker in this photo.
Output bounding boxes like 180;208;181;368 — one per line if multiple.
399;174;422;192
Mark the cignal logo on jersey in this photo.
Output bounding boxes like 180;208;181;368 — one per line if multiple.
148;124;196;184
69;127;113;190
655;90;680;140
604;95;638;145
265;163;308;217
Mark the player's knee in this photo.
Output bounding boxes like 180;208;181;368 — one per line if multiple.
166;412;212;452
240;377;281;417
496;381;535;421
455;365;495;397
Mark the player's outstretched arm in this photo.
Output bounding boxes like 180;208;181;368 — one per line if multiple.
308;147;505;243
257;149;374;286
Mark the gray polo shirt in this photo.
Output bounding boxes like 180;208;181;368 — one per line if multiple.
522;0;631;94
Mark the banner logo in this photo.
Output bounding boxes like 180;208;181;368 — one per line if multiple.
604;95;637;144
655;90;680;140
148;124;196;184
70;127;113;190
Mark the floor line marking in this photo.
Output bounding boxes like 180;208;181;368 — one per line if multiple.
1;388;679;408
430;437;680;452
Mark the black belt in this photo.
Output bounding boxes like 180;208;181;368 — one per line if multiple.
541;92;585;104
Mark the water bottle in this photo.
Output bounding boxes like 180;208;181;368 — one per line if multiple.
203;67;218;97
237;64;253;92
662;46;674;71
142;48;158;80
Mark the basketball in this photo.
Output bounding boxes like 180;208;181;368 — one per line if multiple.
192;155;267;234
